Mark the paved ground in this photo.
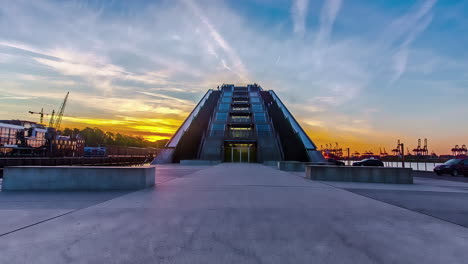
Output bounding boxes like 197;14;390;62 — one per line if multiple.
314;172;468;228
413;170;468;183
0;164;468;263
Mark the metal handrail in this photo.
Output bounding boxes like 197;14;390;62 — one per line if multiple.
269;90;317;150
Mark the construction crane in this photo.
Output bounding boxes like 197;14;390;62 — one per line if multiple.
48;110;56;128
28;108;50;124
42;92;70;129
54;92;69;130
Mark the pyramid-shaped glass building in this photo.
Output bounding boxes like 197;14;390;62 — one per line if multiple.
153;84;324;164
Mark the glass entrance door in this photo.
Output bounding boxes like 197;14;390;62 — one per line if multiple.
225;144;256;162
231;147;250;162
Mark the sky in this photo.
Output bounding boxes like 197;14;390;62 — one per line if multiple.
0;0;467;155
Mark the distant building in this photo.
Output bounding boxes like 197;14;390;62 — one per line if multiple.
0;120;84;157
154;84;324;163
0;122;25;152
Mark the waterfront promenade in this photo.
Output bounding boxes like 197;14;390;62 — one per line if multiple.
1;164;468;263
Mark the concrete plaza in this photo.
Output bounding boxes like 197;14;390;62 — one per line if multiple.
1;164;468;263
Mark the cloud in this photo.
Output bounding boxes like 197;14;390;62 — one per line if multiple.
314;0;342;50
291;0;309;37
380;0;438;83
182;0;250;83
136;91;192;104
0;96;36;100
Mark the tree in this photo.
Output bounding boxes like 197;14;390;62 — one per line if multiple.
62;128;73;136
61;126;167;148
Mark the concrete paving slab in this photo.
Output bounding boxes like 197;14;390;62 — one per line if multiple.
0;165;207;236
155;164;212;184
0;163;467;264
318;177;468;193
344;188;468;228
163;163;329;187
0;191;130;236
414;171;468;183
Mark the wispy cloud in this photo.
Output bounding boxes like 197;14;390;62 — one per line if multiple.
315;0;342;48
382;0;438;83
0;96;36;100
291;0;309;37
182;0;250;83
136;91;192;104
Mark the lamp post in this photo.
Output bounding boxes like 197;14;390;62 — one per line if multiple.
399;142;405;168
347;148;350;166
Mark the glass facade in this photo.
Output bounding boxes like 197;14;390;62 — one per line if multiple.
0;126;21;145
218;103;230;111
233;99;249;104
251;104;263;112
211;123;225;131
230;115;251;123
202;84;289;163
250;97;260;103
210;123;225;136
216;112;228;122
228;127;252;138
256;124;271;131
232;106;249;111
254;112;267;122
170;83;321;164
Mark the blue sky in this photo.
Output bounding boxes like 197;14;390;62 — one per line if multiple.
0;0;467;154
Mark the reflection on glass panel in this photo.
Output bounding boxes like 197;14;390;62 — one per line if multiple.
233;92;248;97
254;112;267;122
222;97;232;103
250;92;258;97
229;127;251;138
219;103;230;111
250;97;260;103
257;131;271;136
231;115;251;123
211;124;225;130
233;100;248;104
210;130;224;136
232;107;249;111
251;104;263;111
216;112;228;122
256;124;271;131
223;91;232;96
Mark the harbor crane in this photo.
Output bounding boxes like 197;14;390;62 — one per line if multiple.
412;139;422;156
380;148;388;156
392;140;401;156
422;138;428;156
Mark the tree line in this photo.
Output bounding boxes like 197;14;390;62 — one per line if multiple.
61;127;168;148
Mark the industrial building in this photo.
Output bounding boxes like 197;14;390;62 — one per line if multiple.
154;84;324;164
